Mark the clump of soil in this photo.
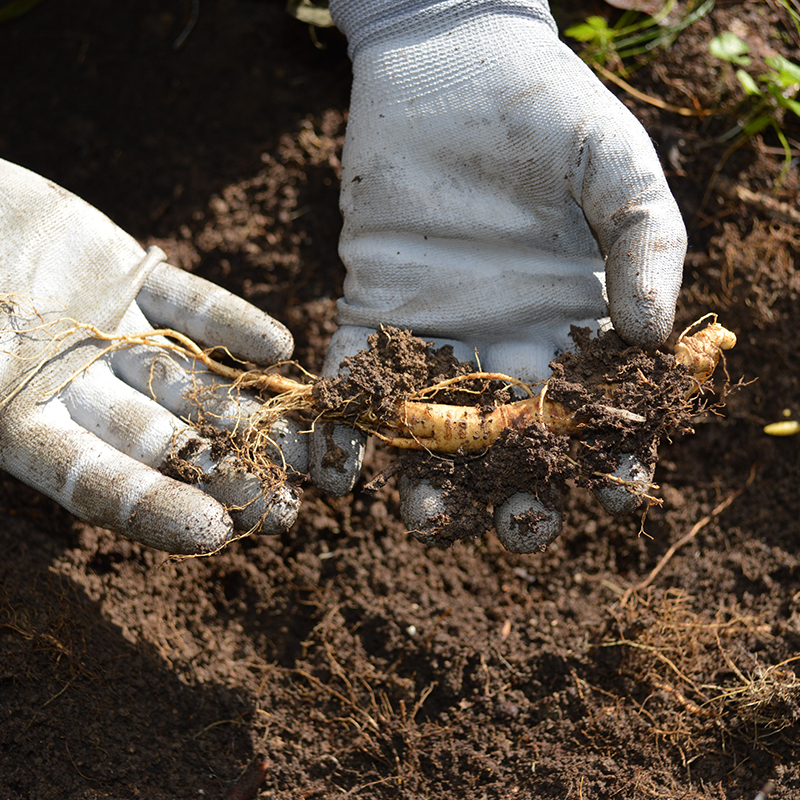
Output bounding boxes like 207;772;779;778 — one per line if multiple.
547;326;696;481
311;325;507;417
314;326;698;550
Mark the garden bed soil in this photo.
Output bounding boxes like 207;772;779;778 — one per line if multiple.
2;1;800;798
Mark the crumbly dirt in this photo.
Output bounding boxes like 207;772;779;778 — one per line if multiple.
319;325;696;549
312;327;485;418
2;1;800;799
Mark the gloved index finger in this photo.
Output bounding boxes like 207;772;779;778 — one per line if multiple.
575;101;686;351
136;258;294;366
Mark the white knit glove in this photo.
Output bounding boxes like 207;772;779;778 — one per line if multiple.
311;0;687;552
0;159;307;555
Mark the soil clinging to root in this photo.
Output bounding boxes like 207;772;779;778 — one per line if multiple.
313;326;698;549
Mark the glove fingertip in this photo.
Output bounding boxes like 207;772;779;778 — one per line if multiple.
611;304;675;352
126;483;236;556
229;482;301;536
398;476;446;532
594;453;652;516
309;422;366;496
495;492;563;554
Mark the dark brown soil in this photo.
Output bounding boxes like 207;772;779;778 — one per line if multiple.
2;1;800;798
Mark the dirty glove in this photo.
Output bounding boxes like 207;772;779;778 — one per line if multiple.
311;0;686;552
0;159;307;555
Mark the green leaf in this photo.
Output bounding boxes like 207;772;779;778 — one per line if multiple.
736;69;762;96
708;32;751;66
564;23;599;42
764;55;800;89
565;16;610;43
764;83;800;117
286;0;334;28
742;112;772;136
779;95;800;118
0;0;46;23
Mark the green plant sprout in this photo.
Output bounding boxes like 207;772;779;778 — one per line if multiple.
776;0;800;41
565;0;714;73
709;30;800;184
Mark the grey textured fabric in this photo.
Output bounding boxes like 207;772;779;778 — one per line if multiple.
0;159;303;553
330;0;556;57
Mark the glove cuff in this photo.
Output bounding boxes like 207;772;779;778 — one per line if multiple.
329;0;556;58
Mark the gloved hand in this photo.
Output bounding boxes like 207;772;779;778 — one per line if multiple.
0;159;307;555
311;0;687;552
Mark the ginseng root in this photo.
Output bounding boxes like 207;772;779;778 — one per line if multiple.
392;320;735;453
241;320;736;455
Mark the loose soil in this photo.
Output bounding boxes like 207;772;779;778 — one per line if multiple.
2;1;800;798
